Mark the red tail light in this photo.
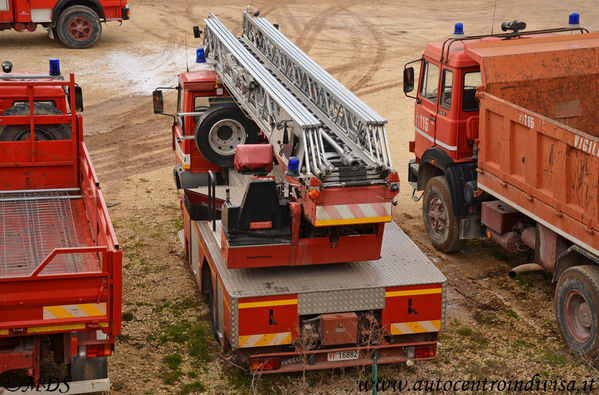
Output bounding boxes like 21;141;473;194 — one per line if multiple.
414;345;436;359
86;344;112;358
250;357;281;372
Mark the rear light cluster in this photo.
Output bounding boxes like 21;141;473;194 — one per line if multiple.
414;345;436;359
85;344;112;358
250;357;280;372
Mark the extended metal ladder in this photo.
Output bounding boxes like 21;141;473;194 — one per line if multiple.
202;13;393;184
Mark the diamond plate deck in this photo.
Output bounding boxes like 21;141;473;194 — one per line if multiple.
198;219;446;298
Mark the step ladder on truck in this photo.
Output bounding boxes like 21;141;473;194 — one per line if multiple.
153;12;446;373
0;60;121;392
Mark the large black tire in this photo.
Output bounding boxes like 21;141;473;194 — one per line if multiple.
555;265;599;359
422;176;466;253
195;104;258;167
0;103;71;141
56;6;102;49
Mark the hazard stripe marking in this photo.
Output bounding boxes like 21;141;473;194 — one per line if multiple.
316;202;392;224
385;288;442;298
239;332;292;348
390;320;441;335
28;322;108;334
238;299;297;309
43;303;107;320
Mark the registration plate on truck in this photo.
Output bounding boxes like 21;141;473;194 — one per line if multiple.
327;350;359;362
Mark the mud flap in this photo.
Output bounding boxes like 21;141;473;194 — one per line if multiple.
444;162;477;219
459;217;484;239
70;356;107;381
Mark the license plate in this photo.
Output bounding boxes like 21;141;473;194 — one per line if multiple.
327;350;359;362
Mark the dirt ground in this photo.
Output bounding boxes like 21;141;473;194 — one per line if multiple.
4;0;599;393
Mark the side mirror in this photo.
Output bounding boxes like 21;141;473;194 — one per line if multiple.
153;90;164;114
403;67;415;93
67;85;84;112
193;26;202;39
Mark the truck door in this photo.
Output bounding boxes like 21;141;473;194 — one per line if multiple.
0;0;12;23
13;0;32;23
434;67;460;159
414;60;439;159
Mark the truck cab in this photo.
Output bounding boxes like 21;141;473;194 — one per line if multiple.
0;0;130;48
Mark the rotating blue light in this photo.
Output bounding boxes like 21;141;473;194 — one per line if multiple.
49;58;60;76
569;13;580;27
453;23;465;38
286;156;300;176
196;48;206;63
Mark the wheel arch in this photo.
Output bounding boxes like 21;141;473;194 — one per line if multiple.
52;0;105;26
200;258;212;295
554;245;599;283
416;147;453;190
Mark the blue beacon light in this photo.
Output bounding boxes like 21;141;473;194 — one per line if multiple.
569;13;580;28
196;48;206;63
286;156;300;177
453;23;465;39
49;58;60;76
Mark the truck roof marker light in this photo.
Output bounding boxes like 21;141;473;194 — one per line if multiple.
453;23;465;39
49;58;60;76
569;13;580;28
196;48;206;63
286;156;300;177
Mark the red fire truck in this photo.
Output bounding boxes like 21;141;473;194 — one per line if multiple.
0;0;129;48
0;60;121;392
404;15;599;357
154;13;446;372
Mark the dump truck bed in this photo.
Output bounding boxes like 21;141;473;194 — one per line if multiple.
465;33;599;256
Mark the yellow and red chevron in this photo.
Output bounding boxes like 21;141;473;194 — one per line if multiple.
315;202;392;226
389;320;441;335
43;303;107;320
239;332;292;348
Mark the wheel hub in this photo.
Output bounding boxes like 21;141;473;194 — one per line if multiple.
68;16;92;40
565;290;592;342
208;119;246;156
428;195;447;235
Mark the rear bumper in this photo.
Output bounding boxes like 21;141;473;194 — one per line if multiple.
241;340;438;373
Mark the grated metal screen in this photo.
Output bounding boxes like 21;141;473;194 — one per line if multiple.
0;190;98;278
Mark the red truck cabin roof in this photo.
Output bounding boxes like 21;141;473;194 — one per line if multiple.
423;40;480;68
179;70;218;91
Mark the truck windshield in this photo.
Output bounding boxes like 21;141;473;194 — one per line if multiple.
463;71;481;112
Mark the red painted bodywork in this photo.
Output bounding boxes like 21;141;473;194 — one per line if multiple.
0;0;127;28
175;69;398;269
0;74;121;380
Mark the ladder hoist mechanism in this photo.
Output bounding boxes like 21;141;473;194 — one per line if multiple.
171;13;400;268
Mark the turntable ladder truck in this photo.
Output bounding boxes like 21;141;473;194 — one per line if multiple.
0;60;121;391
403;16;599;358
153;13;446;373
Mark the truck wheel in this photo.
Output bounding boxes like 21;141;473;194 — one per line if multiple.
206;275;220;342
195;104;258;167
423;176;465;253
56;6;102;49
555;265;599;358
0;103;71;141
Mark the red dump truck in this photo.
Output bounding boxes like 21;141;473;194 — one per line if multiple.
0;0;130;48
403;16;599;358
154;13;446;373
0;60;121;392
